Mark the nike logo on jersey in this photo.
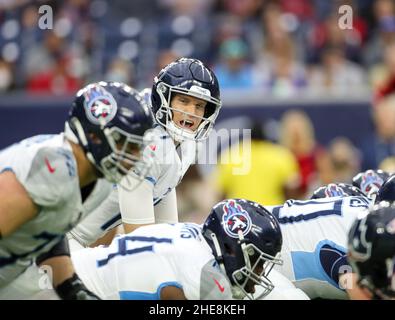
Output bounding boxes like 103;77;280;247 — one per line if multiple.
213;278;225;292
45;157;56;173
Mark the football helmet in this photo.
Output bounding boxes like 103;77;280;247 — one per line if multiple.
65;81;154;185
347;202;395;299
151;57;221;142
352;169;390;200
202;199;283;300
375;174;395;203
310;183;365;199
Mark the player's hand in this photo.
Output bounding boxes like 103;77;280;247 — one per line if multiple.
56;273;101;300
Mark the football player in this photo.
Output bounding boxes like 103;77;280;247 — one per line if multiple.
266;195;371;299
0;81;154;299
68;58;222;247
16;200;280;300
347;201;395;300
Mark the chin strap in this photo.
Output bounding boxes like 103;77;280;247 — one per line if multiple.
210;232;227;277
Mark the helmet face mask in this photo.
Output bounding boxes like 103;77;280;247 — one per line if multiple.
231;241;282;300
67;82;154;187
99;127;154;185
152;58;221;143
203;199;283;300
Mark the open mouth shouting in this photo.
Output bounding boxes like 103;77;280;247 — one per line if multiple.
178;118;196;131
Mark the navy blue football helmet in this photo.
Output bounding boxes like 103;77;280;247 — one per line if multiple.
151;57;221;142
310;183;366;199
202;199;283;300
352;169;390;200
66;81;154;184
347;202;395;299
375;174;395;203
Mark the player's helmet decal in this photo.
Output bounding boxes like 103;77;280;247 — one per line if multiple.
83;85;118;125
222;200;252;239
361;170;384;195
325;183;346;197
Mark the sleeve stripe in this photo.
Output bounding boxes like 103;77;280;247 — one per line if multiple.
145;177;156;185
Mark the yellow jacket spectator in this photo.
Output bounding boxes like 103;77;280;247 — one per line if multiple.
215;122;301;206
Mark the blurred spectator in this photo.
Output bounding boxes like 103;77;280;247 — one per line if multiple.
104;57;134;85
363;0;395;67
308;45;367;96
360;94;395;170
255;2;307;97
0;59;14;92
217;0;262;20
22;31;65;79
156;49;180;72
214;120;301;206
279;0;314;22
328;137;361;183
0;0;386;96
370;40;395;93
306;7;365;65
279;109;334;196
148;49;181;85
213;0;263;64
379;156;395;173
26;54;82;95
213;38;258;89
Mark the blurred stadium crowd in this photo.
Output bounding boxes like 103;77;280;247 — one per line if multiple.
1;0;395;97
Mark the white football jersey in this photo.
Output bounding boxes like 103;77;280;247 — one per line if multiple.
0;134;112;287
254;269;310;300
266;196;371;299
71;223;233;300
69;125;198;246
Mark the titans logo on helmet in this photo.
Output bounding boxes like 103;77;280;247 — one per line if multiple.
83;85;118;125
360;170;384;195
222;200;252;239
325;184;346;197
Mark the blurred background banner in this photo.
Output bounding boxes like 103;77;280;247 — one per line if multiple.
2;0;395;222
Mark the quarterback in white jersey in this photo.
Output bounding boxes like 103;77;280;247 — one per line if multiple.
70;199;286;300
0;82;154;299
69;58;222;246
267;196;371;299
69;123;198;246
